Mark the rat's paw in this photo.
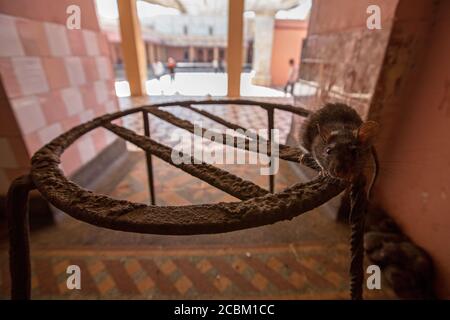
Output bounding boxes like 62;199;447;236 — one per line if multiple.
299;153;309;163
300;153;322;171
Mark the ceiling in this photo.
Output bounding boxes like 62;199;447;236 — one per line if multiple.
142;0;302;15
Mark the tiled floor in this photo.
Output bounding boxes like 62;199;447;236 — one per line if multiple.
0;243;396;300
0;97;396;300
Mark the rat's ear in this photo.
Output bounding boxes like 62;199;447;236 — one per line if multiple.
355;121;379;145
317;124;331;142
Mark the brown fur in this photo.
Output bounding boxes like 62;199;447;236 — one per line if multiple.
301;103;378;182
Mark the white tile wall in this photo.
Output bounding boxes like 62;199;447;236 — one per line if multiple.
38;123;63;145
64;57;86;86
11;96;46;134
96;56;112;80
0;13;122;188
77;135;96;163
83;30;100;56
105;130;116;145
61;87;84;116
79;109;95;123
94;80;108;104
12;57;49;95
0;14;25;57
44;23;71;56
104;100;117;113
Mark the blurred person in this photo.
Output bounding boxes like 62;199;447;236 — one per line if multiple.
167;57;176;81
284;58;298;95
212;59;219;73
218;57;225;73
152;61;164;80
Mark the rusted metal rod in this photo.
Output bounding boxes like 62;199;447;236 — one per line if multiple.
103;122;269;200
6;174;35;300
182;104;307;164
142;111;156;205
143;106;309;166
142;99;311;117
183;105;247;132
349;175;368;300
146;107;263;153
267;108;275;193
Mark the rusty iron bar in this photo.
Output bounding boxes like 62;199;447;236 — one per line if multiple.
349;175;368;300
145;107;264;154
143;106;312;167
143;99;311;118
183;104;276;193
142;111;156;205
182;104;306;165
267;107;275;193
6;174;35;300
183;104;248;132
103;122;269;200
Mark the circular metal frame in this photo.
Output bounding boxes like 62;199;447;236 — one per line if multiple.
29;99;347;235
8;98;369;300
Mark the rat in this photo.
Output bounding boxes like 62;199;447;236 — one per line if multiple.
301;103;379;196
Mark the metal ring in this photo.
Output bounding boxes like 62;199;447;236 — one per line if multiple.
30;99;346;235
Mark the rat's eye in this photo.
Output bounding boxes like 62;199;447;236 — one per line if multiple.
349;145;359;155
325;147;332;154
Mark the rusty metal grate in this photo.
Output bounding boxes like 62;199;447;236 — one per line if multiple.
6;99;368;300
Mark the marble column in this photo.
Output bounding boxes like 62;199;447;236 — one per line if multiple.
252;12;275;86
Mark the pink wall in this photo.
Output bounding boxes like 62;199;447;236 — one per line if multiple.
308;0;397;35
166;46;186;63
290;0;397;147
299;0;397;117
298;0;450;298
0;0;119;194
270;19;307;87
295;0;450;298
372;1;450;298
0;0;100;31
